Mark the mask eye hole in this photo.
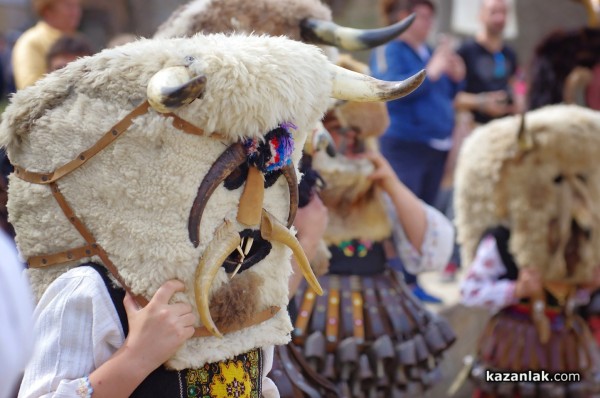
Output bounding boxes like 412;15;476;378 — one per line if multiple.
223;164;283;191
553;175;564;184
264;170;283;188
224;163;248;190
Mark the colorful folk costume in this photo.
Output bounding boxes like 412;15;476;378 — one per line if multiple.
1;34;425;397
275;55;456;397
454;105;600;397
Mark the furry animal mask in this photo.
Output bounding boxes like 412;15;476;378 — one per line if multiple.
154;0;416;57
455;105;600;283
1;34;423;368
313;55;392;244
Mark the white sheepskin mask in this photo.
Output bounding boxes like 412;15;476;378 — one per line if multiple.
0;33;334;368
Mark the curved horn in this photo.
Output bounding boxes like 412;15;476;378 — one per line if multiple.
260;210;323;295
516;112;534;152
330;64;426;102
282;164;298;228
300;13;415;51
579;0;600;27
147;66;207;113
188;143;247;247
304;122;337;157
194;220;241;338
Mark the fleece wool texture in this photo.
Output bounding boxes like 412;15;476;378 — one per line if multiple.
154;0;331;42
454;105;600;283
0;34;332;368
154;0;340;63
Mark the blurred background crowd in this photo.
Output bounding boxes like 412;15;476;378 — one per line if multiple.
0;0;593;105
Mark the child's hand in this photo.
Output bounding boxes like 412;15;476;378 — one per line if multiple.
477;90;511;117
123;280;196;373
295;195;329;259
446;53;465;83
363;150;400;194
514;268;543;299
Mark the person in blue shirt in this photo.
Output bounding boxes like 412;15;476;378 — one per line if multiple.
370;0;464;303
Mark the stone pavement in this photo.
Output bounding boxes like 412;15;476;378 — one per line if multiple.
418;267;491;398
419;267;464;310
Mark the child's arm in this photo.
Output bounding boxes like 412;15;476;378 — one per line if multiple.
88;280;195;398
19;268;194;398
364;150;454;273
365;150;426;250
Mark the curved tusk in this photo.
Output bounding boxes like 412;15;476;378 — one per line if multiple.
194;220;241;338
282;164;298;228
330;64;425;102
188;143;247;247
300;14;415;51
581;0;600;27
260;209;323;295
147;66;207;113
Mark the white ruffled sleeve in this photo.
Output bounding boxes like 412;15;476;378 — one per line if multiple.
460;235;593;313
18;267;124;398
261;346;280;398
388;198;454;275
460;236;518;314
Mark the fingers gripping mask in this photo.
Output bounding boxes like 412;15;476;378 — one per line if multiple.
0;34;424;369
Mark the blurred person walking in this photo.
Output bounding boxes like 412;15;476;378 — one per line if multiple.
370;0;465;303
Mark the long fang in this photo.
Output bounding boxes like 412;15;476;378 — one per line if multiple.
243;237;254;256
230;261;244;280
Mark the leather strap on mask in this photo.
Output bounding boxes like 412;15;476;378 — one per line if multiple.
14;101;151;184
12;100;280;335
17;101;156;306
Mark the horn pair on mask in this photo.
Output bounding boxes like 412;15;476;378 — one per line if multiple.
145;50;425;338
148;64;425;113
300;13;416;51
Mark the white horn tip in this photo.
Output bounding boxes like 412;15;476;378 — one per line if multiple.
147;66;192;113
